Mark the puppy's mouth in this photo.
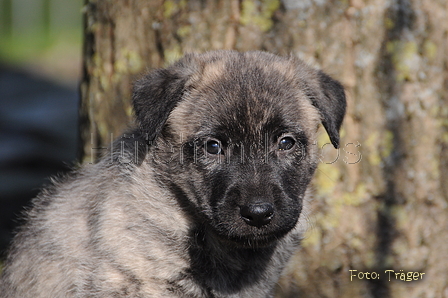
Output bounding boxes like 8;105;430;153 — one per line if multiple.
209;222;292;249
232;232;287;248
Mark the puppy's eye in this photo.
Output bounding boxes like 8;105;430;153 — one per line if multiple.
206;140;222;155
278;137;295;151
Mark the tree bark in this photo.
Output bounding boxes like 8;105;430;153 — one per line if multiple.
80;0;448;297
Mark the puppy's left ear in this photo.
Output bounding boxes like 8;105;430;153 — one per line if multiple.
132;55;198;142
310;71;347;149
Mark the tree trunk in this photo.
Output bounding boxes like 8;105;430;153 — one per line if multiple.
80;1;448;297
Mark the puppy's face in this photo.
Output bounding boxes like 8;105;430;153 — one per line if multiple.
133;51;346;247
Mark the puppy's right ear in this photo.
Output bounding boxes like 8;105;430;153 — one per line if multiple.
132;55;198;142
311;71;346;149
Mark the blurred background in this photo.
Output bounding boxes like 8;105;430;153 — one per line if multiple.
0;0;83;255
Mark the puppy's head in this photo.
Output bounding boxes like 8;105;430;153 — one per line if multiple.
133;51;346;247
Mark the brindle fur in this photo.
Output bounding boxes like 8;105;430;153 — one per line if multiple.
0;51;346;298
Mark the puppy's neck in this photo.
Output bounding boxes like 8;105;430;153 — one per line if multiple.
186;226;277;294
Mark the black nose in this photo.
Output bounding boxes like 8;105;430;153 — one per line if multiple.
240;202;274;228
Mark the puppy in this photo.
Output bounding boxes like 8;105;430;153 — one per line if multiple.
0;51;346;298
